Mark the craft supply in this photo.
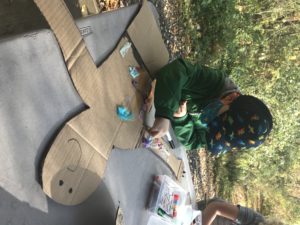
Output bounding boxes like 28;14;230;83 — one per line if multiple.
158;182;174;215
128;66;140;79
148;175;188;224
157;207;171;219
172;194;180;217
166;132;175;149
116;105;134;121
119;42;132;57
142;132;153;148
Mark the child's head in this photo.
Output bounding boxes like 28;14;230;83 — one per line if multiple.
206;95;273;155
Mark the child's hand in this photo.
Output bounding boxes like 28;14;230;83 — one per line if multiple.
149;117;170;138
173;100;187;118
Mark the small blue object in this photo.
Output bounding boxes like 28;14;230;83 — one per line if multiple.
116;105;134;121
128;66;140;79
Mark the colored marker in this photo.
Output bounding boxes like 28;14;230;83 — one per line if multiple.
157;207;171;218
172;194;180;217
166;131;175;149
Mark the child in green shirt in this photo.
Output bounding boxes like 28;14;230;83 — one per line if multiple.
149;58;273;155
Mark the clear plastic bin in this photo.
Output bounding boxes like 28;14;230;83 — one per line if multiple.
147;175;187;224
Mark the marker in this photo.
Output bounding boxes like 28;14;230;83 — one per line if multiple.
157;207;171;218
172;194;180;217
166;131;175;149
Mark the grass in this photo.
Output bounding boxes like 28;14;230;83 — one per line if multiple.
177;0;300;224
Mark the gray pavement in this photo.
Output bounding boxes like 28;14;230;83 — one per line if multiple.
104;148;174;225
0;28;114;225
0;3;195;225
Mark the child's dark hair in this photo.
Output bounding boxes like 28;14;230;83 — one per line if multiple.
206;95;273;154
230;95;273;136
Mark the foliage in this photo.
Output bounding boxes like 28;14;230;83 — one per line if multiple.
180;0;300;224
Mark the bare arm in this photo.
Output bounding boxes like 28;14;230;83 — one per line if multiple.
202;201;239;225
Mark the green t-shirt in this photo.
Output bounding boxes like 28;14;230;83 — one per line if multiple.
154;58;226;150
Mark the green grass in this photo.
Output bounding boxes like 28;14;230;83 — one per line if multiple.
179;0;300;224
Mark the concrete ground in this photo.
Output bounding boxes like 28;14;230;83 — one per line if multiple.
0;0;82;38
0;2;195;225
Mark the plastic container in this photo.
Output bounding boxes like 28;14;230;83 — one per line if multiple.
148;175;187;224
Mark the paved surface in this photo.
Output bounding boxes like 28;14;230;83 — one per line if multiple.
0;0;83;38
105;144;196;225
0;6;138;224
0;28;115;225
104;148;174;225
0;3;195;225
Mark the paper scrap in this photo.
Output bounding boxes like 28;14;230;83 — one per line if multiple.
120;42;132;57
128;66;140;78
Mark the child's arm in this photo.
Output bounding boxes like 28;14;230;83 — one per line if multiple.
149;59;191;138
150;100;188;138
149;117;170;138
202;201;239;225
